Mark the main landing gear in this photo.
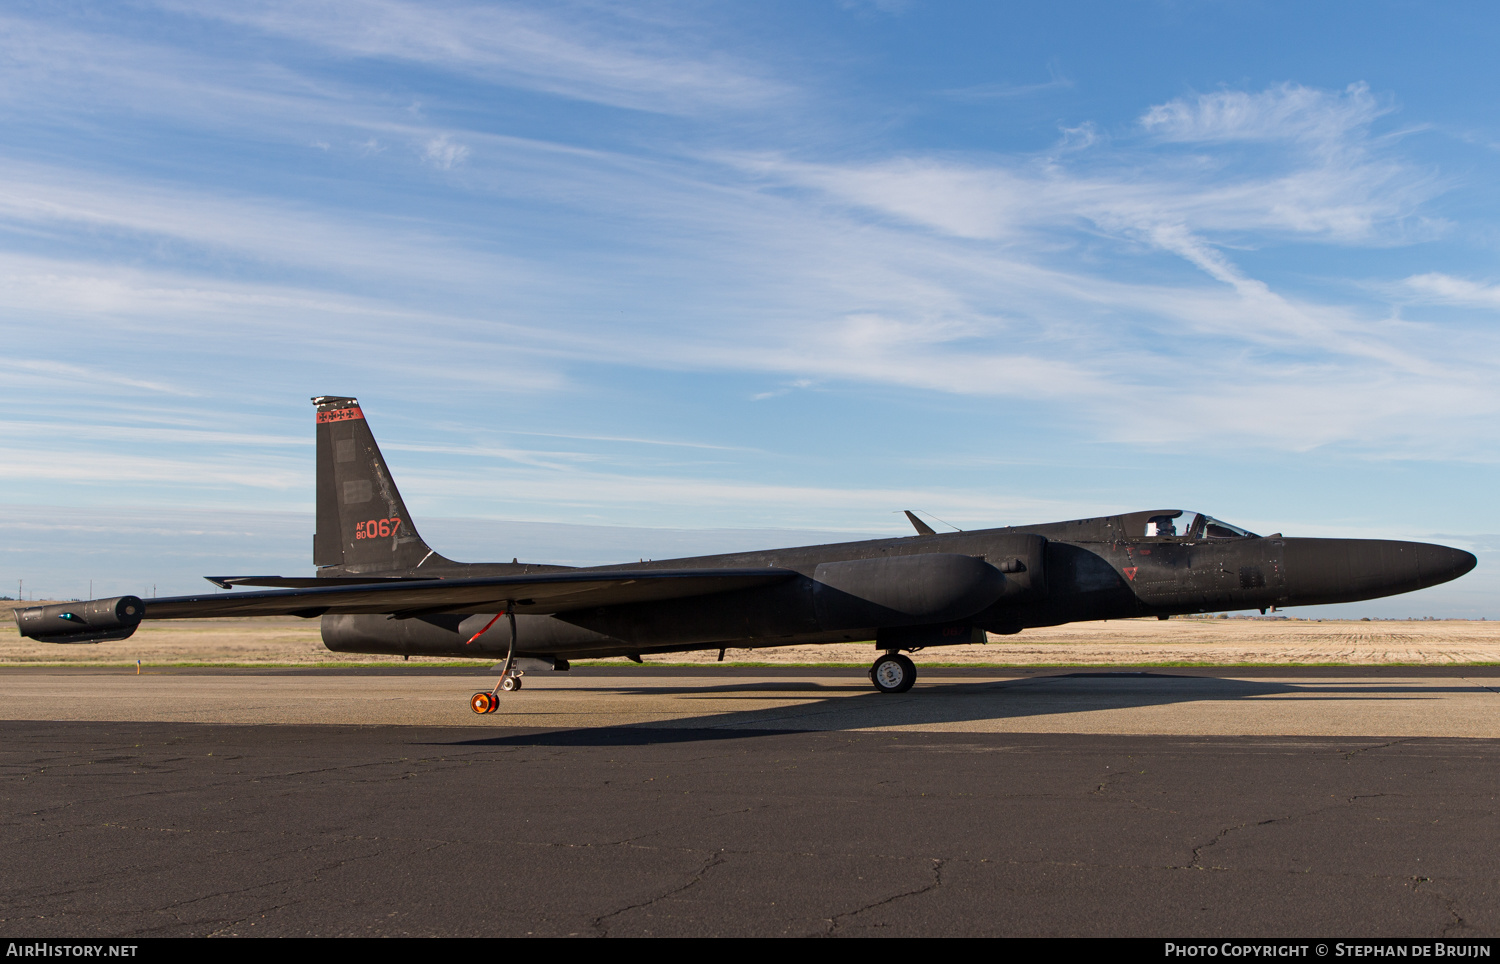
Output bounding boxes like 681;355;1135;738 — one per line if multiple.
468;605;525;714
869;652;916;694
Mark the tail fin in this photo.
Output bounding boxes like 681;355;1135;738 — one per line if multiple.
312;396;449;574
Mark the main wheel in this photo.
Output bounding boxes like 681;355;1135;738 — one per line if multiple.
869;653;916;694
470;692;494;714
500;675;521;692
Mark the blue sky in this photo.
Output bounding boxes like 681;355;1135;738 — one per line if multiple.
3;2;1499;616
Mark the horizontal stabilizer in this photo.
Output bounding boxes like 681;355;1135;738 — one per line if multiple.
204;575;431;590
14;569;801;636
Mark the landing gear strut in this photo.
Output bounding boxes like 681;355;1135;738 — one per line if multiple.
469;605;525;713
869;652;916;694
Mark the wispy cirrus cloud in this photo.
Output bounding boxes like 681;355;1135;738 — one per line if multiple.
1140;82;1389;146
0;74;1484;461
422;134;470;169
942;65;1073;102
685;82;1492;456
0;447;306;489
161;0;789;115
0;359;199;397
394;463;1076;530
740;84;1432;248
0;160;533;286
1402;272;1500;308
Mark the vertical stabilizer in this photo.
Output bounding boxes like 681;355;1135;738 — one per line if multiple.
313;396;448;574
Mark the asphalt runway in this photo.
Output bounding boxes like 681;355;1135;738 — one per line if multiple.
3;667;1498;937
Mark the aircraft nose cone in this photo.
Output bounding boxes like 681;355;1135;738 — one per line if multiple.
1432;544;1479;582
1281;539;1477;607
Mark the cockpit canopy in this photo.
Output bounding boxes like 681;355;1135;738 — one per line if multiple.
1140;510;1258;540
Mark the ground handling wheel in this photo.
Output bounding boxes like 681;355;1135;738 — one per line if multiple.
868;653;916;694
500;675;522;692
470;692;495;714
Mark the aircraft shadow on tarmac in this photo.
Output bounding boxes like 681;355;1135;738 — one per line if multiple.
448;672;1464;747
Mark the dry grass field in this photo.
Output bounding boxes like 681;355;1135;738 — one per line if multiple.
4;600;1498;666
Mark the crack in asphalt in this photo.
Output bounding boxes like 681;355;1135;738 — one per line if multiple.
1184;805;1340;871
825;857;945;935
1088;765;1141;797
589;850;725;936
196;840;457;937
1185;822;1247;871
1410;877;1473;937
205;900;301;938
1179;788;1407;873
1342;739;1411;761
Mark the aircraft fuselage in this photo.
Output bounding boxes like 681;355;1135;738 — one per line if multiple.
320;512;1474;662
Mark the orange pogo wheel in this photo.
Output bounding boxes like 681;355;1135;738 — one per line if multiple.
470;692;493;714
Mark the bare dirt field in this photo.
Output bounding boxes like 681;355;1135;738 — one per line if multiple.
4;600;1498;666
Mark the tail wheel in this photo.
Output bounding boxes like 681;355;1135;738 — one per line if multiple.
869;653;917;694
500;675;521;692
470;692;493;714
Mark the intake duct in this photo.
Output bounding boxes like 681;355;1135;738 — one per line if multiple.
13;596;144;644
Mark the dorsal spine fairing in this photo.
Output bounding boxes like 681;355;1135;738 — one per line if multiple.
312;396;446;574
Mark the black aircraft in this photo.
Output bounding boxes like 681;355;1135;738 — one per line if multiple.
15;396;1477;710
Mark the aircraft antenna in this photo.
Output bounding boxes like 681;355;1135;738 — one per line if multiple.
907;510;964;532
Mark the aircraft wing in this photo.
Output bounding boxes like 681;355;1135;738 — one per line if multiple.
14;568;800;642
149;568;799;619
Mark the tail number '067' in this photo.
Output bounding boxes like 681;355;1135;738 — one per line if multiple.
355;518;402;540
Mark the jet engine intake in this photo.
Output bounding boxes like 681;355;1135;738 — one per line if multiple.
813;553;1006;631
14;596;144;644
